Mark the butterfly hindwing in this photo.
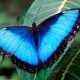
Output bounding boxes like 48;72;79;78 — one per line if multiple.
38;9;80;65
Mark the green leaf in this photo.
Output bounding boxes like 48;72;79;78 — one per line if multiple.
17;0;34;25
0;58;14;69
21;0;80;26
48;45;80;80
17;0;80;80
61;46;80;80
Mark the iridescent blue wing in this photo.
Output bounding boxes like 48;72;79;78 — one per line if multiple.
0;9;80;73
0;26;38;72
38;9;80;67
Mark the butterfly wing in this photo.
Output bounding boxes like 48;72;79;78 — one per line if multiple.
0;26;39;72
0;9;80;73
38;9;80;66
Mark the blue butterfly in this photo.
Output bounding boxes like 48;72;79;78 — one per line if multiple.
0;9;80;72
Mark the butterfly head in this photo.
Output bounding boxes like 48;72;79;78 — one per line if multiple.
32;23;39;32
32;23;36;27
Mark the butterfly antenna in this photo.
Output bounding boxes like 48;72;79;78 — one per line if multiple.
33;6;42;24
19;4;42;25
21;7;41;25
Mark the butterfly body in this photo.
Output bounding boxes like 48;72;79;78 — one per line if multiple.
0;9;80;72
